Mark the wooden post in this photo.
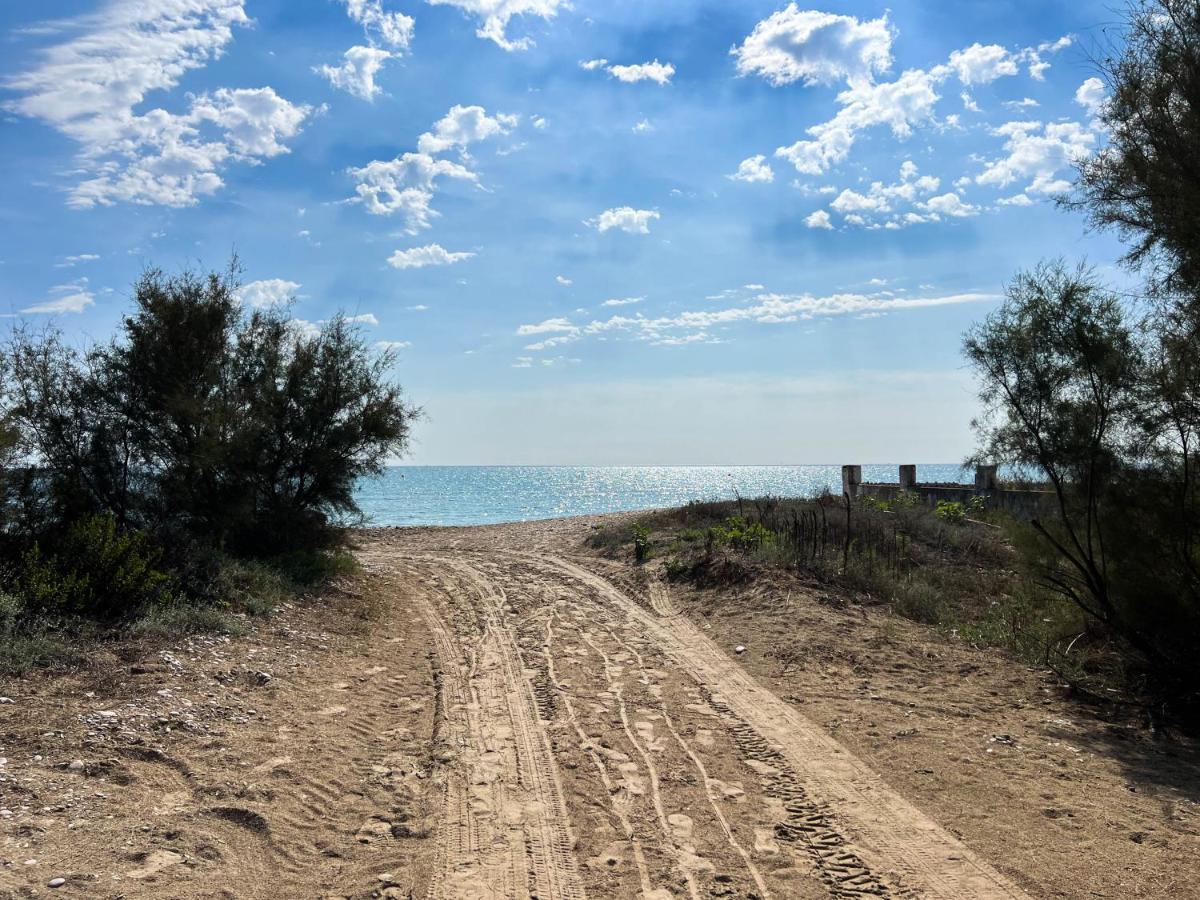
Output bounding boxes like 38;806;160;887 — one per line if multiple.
899;464;917;491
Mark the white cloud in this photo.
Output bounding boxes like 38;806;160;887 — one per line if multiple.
1003;97;1039;110
4;1;312;208
601;296;644;307
775;67;942;175
189;87;310;158
607;60;675;85
316;45;393;101
22;279;95;314
532;115;547;129
1075;77;1106;117
1025;34;1072;81
341;0;414;48
426;0;567;51
512;356;534;368
804;209;834;229
728;155;775;183
922;192;977;217
633;119;654;133
516;317;578;336
417;104;518;155
580;58;608;71
521;289;997;353
975;120;1095;195
946;43;1017;85
348;152;477;230
387;243;476;269
818;161;942;227
346;313;379;326
238;278;300;308
375;339;412;350
555;275;572;285
589;206;661;235
55;253;100;268
998;193;1034;206
732;6;893;87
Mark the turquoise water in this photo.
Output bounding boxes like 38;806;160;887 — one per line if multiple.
353;465;971;527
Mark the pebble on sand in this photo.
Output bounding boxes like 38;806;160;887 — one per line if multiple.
48;877;66;888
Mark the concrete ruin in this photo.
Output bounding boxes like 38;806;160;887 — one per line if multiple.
843;464;1051;519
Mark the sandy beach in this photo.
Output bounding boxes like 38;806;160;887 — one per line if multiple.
2;514;1197;898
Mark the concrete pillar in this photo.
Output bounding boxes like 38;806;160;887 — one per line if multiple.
975;464;998;492
899;464;917;491
842;464;862;500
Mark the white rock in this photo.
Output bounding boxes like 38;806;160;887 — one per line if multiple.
68;760;84;771
734;645;746;654
48;877;66;888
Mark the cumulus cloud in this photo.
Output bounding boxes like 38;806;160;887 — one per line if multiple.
811;161;955;229
585;60;675;85
376;339;412;351
975;120;1095;195
238;278;300;308
316;45;393;101
345;313;379;326
728;155;774;183
946;43;1018;85
341;0;414;48
555;275;572;285
1075;77;1106;117
417;105;518;155
732;6;894;87
589;206;661;234
804;209;834;229
922;191;977;217
4;1;312;208
348;152;477;230
426;0;567;51
601;296;644;307
387;243;476;269
775;68;942;175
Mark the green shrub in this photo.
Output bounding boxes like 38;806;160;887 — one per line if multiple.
632;523;650;563
12;514;170;620
934;500;967;523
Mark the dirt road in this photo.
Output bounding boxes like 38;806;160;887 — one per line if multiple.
359;534;1028;899
5;520;1196;898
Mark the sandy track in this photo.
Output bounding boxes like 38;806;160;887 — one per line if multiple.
378;538;1031;900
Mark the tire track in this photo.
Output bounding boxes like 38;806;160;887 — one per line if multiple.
411;556;588;900
526;552;1031;900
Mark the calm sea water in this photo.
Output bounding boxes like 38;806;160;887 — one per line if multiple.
353;465;970;527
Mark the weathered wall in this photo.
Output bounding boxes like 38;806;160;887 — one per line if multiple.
860;481;1053;520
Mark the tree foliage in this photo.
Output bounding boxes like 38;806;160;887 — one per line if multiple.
969;0;1200;713
1;260;417;619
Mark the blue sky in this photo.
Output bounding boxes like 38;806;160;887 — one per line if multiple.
0;0;1127;464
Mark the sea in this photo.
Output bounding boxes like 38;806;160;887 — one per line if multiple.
353;464;971;527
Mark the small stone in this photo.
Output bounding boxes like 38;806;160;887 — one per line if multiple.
68;759;84;771
48;877;67;888
734;645;746;654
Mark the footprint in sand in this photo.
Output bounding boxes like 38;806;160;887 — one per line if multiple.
127;849;183;880
754;826;781;856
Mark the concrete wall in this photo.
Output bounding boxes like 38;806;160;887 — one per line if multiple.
852;465;1053;520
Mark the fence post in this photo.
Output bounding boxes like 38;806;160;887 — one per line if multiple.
899;464;917;492
975;464;998;493
841;464;862;501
